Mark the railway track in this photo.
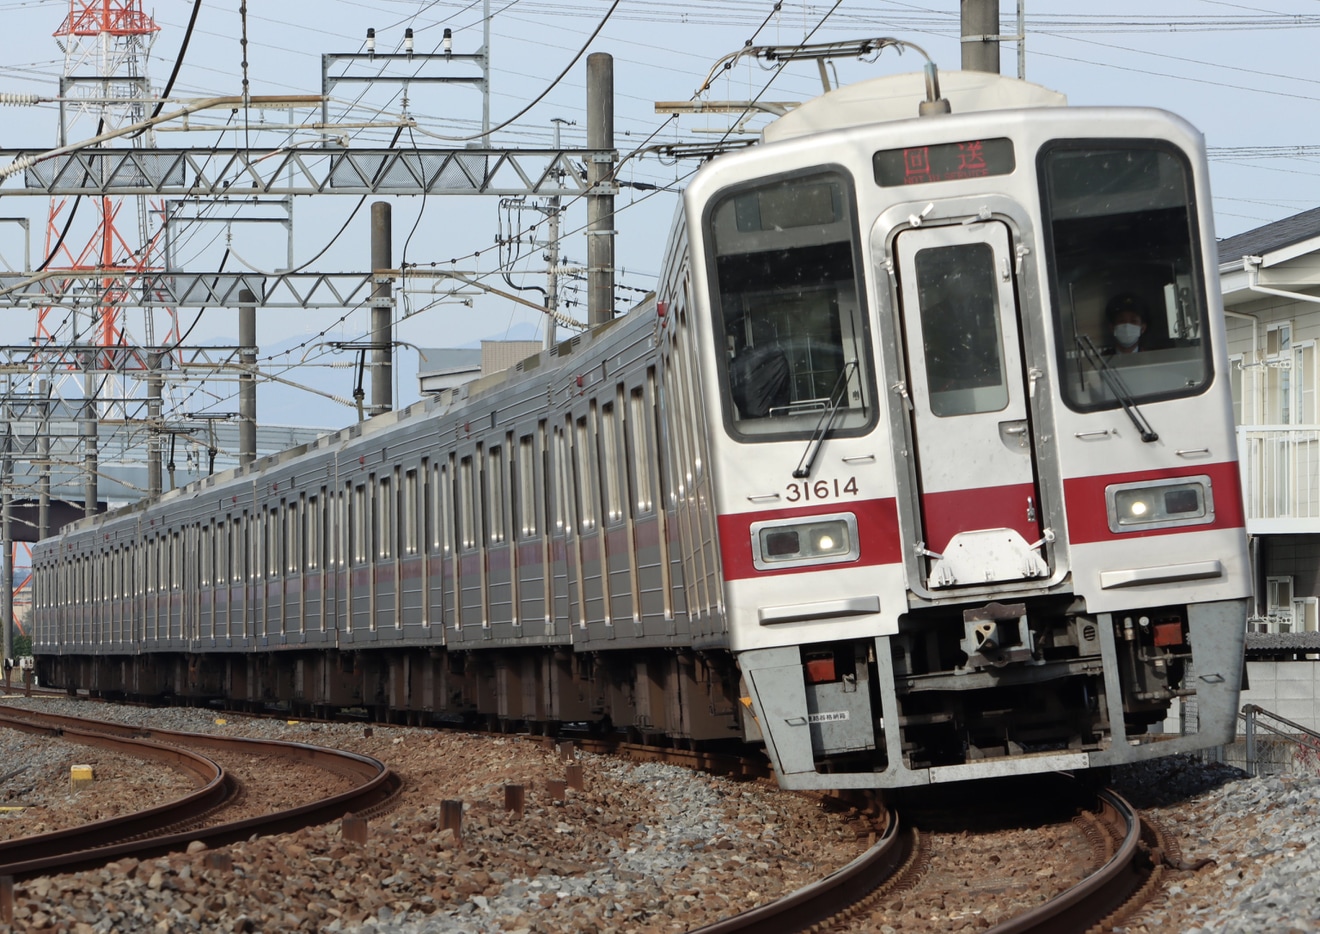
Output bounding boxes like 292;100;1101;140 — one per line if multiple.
678;774;1170;934
0;705;402;881
1;699;1185;932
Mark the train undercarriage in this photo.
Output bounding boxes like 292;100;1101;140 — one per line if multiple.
737;596;1248;789
33;596;1247;789
35;647;750;749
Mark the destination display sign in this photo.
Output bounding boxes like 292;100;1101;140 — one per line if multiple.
873;138;1015;186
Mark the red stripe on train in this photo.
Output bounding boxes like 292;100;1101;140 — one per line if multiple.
718;497;901;581
1062;460;1245;544
920;482;1040;554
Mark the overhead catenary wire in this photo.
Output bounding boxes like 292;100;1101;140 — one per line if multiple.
10;2;1319;443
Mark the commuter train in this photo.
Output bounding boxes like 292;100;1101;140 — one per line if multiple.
30;66;1251;790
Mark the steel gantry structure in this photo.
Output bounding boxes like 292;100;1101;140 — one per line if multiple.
0;2;621;668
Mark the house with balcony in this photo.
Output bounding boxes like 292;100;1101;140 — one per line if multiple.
1220;207;1320;730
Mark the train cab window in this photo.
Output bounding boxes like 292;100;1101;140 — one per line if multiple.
1040;142;1211;410
705;169;876;440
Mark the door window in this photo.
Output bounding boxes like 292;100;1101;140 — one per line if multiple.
913;241;1009;417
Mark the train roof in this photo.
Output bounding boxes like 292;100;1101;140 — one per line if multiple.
762;70;1067;144
41;292;660;540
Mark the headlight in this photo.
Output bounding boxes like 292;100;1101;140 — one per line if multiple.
1105;476;1215;533
750;513;859;571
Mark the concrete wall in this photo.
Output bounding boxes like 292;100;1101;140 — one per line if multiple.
1242;660;1320;728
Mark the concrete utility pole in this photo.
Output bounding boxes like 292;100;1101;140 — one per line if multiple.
38;379;50;541
239;289;258;467
545;117;571;350
2;413;11;667
370;201;393;417
82;357;97;519
147;350;163;496
961;0;1001;74
586;53;616;329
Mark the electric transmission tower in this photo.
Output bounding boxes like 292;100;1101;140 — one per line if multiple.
31;0;180;512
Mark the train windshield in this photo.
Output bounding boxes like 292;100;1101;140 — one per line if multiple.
1040;142;1211;410
705;169;875;440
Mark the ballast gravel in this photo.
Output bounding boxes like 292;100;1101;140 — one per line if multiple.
2;694;1318;933
1110;756;1320;934
0;696;869;933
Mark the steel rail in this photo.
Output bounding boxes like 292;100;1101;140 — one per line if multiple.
0;706;401;880
985;786;1149;934
687;806;912;934
0;710;233;878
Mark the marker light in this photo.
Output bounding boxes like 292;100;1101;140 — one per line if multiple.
1105;476;1214;533
750;513;859;571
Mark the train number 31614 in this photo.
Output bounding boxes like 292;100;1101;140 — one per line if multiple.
785;477;860;503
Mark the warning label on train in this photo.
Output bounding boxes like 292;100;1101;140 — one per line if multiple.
807;711;850;723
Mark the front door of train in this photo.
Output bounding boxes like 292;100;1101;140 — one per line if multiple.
892;220;1047;591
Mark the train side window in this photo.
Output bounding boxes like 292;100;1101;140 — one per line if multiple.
425;463;438;553
1041;141;1211;410
602;399;623;524
575;412;598;532
628;384;654;515
404;468;419;556
218;523;225;585
269;507;281;578
440;460;454;555
705;168;877;440
337;488;348;568
307;497;319;570
287;500;300;573
488;445;506;544
517;434;537;538
460;456;477;550
553;423;570;534
352;484;366;565
377;474;392;560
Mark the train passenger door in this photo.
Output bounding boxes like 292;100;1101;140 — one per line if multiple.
892;221;1047;591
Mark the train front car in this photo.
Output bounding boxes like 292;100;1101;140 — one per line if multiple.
687;71;1250;790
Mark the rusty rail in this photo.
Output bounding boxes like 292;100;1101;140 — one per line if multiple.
687;806;915;934
984;785;1152;934
0;705;402;880
0;710;232;875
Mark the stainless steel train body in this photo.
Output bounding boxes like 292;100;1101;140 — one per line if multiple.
31;71;1250;790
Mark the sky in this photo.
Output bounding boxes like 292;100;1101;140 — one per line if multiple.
0;0;1318;429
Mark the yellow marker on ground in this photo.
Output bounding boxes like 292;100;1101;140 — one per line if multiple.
69;764;94;792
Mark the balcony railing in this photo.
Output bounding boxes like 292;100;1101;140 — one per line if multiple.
1238;425;1320;531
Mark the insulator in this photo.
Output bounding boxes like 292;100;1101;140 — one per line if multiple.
0;93;42;106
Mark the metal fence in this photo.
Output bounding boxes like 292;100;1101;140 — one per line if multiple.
1217;704;1320;777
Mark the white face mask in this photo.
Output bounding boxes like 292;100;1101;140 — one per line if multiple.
1114;323;1142;348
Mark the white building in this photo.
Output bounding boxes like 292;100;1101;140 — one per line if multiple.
1220;208;1320;729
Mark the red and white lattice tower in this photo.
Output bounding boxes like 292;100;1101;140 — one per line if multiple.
36;0;179;394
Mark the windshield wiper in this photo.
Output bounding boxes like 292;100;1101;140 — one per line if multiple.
793;360;858;479
1075;335;1159;443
